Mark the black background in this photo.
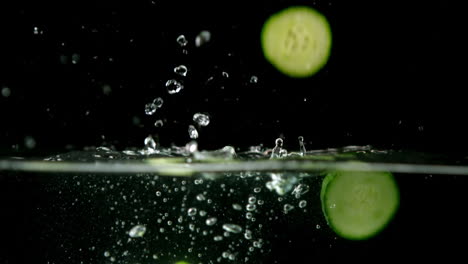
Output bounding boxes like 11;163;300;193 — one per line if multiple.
0;0;464;156
0;0;467;263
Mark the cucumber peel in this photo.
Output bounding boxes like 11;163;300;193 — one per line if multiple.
261;6;332;78
321;168;399;240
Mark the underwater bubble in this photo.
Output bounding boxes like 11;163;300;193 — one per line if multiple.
193;113;210;126
145;103;157;115
213;236;223;241
299;200;307;208
292;184;310;199
174;65;188;77
232;204;242;210
222;71;229;78
165;79;184;94
246;204;256;212
283;204;294;214
253;187;261;193
222;224;242;234
195;30;211;47
196;194;206;201
205;217;217;226
248;196;257;204
188;125;199;139
128;225;146;238
187;207;197;216
244;230;253;240
177;35;188;47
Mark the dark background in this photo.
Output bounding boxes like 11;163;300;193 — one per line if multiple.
0;0;464;156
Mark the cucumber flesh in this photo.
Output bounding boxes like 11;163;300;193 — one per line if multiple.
261;6;332;78
321;169;399;240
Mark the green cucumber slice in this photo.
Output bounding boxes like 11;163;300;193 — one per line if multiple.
261;6;332;78
321;168;399;240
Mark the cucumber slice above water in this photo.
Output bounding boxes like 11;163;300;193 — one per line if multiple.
321;169;400;240
261;6;332;78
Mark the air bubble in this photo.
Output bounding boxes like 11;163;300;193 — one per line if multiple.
205;217;217;226
222;224;242;234
128;225;146;238
187;207;197;216
299;200;307;208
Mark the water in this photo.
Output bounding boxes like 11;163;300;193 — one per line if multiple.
1;146;468;263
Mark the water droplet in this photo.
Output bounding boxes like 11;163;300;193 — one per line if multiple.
128;225;146;238
1;87;11;97
186;140;198;153
24;136;36;149
205;217;217;226
270;138;284;159
298;136;306;155
196;194;206;201
177;35;188;47
187;207;197;216
222;224;242;234
153;97;164;108
299;200;307;208
193;113;210;126
144;135;157;150
165;79;184;94
71;53;80;64
154;119;164;127
232;204;242;210
283;204;294;214
195;30;211;47
250;75;258;84
174;65;188;76
188;125;199;139
145;103;157;115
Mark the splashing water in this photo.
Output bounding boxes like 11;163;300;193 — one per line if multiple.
166;79;184;94
174;65;188;77
188;125;199;139
195;30;211;47
193;113;210;126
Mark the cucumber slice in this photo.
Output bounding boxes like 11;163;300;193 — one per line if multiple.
261;6;332;78
321;169;399;240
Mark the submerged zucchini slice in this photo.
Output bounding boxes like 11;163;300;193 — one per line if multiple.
321;169;399;240
261;6;332;78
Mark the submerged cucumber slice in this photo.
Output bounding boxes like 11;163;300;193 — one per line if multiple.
321;169;399;240
261;6;332;78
